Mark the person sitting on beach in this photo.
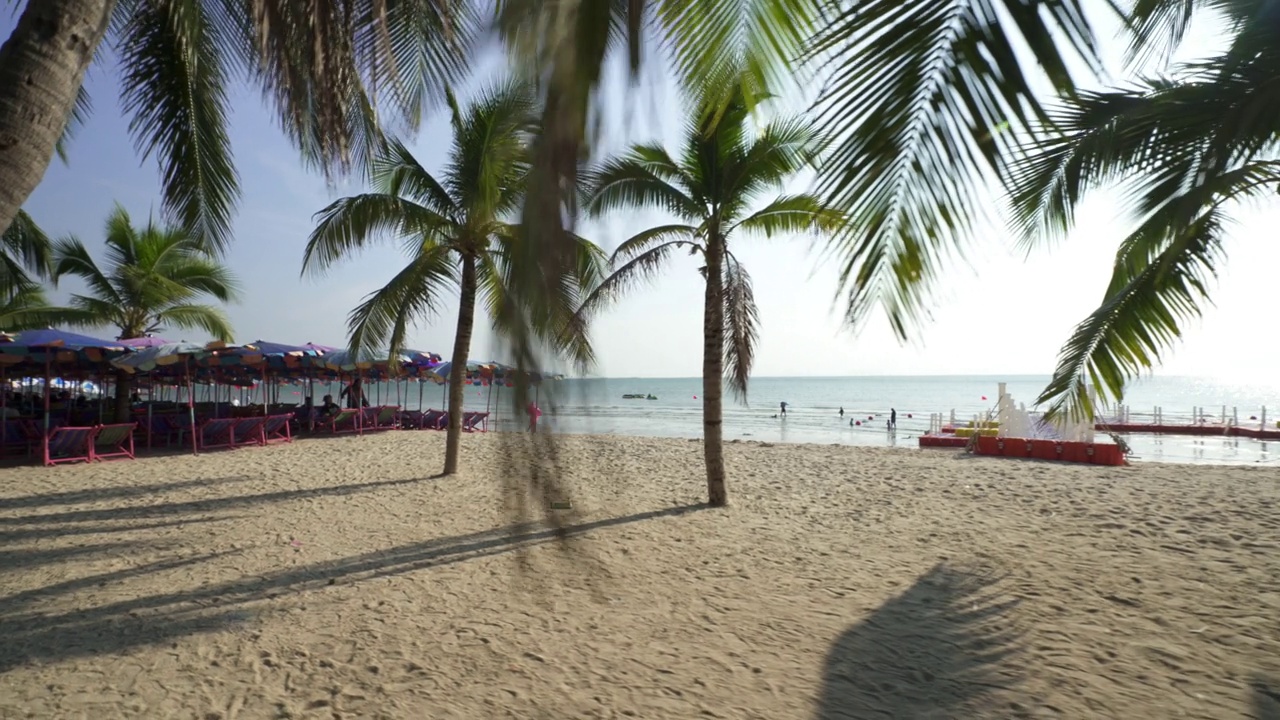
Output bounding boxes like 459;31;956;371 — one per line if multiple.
319;394;341;416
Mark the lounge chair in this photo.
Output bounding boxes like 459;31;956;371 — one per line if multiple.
462;411;490;433
262;414;293;445
44;425;96;466
421;409;447;430
317;408;360;434
366;405;400;431
232;417;266;447
197;417;237;450
93;423;137;462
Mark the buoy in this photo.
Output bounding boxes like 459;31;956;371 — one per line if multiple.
907;413;913;418
693;395;697;399
855;421;861;426
867;415;873;420
981;396;987;400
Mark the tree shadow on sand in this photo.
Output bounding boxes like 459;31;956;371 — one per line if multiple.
0;502;708;674
816;562;1025;719
1255;675;1280;720
0;475;258;511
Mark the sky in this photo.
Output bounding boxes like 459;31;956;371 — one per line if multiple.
10;3;1279;381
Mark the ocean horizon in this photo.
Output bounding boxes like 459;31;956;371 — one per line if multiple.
302;373;1279;467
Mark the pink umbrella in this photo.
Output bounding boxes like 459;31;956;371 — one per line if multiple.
119;337;174;348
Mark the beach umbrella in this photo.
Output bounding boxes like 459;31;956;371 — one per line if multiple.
118;336;174;348
111;341;212;374
1;330;128;465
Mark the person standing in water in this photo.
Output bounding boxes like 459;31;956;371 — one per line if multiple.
839;406;844;418
780;401;788;417
890;407;897;429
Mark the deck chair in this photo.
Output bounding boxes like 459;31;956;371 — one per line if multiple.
397;409;424;429
318;408;360;434
44;425;97;466
93;423;137;462
367;405;400;431
232;417;266;447
422;409;447;430
262;414;293;444
462;411;490;433
197;417;237;450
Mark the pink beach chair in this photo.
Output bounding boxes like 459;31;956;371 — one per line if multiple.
92;423;137;462
318;408;360;434
232;417;266;447
44;425;96;466
197;417;237;451
461;411;489;433
262;414;293;445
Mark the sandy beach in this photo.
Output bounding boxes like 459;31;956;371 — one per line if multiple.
1;432;1278;719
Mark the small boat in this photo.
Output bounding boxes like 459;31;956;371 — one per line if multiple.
622;394;659;400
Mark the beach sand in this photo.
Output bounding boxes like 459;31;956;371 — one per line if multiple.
1;432;1278;719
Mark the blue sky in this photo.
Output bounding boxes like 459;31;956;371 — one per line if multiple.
12;5;1279;381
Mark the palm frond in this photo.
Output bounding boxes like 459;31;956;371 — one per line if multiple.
0;209;53;295
55;85;93;165
576;239;696;320
721;251;758;402
811;0;1106;340
585;155;703;220
374;137;458;217
51;236;121;304
611;223;700;262
346;243;456;357
152;302;236;341
303;193;456;275
237;0;474;178
117;0;239;252
730;194;843;238
444;79;536;221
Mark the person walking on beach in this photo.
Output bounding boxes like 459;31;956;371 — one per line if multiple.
340;378;368;408
890;407;897;429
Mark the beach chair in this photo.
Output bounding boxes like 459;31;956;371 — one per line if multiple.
262;414;293;445
232;417;266;447
93;423;137;462
317;408;360;434
367;405;400;431
462;411;490;433
197;417;237;450
397;409;424;429
43;425;97;466
422;409;447;430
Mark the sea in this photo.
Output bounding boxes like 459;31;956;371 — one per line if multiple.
334;374;1280;467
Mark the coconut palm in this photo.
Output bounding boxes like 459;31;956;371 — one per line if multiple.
302;81;605;476
52;204;239;420
577;80;842;506
0;0;473;250
1007;0;1280;422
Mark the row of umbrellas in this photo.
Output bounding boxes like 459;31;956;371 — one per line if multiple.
0;329;547;385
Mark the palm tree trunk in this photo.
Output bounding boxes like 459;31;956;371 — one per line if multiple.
0;0;115;235
702;233;728;506
443;253;478;475
112;368;132;423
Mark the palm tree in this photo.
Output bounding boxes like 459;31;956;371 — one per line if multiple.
491;0;1122;407
302;81;605;476
0;0;473;250
52;204;239;420
577;80;841;506
1007;0;1279;422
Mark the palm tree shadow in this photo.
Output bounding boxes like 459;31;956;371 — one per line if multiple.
0;502;709;673
1254;675;1280;720
816;562;1025;719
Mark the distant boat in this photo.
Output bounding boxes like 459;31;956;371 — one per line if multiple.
622;394;658;400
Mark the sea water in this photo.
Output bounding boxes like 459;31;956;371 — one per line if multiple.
307;374;1280;466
